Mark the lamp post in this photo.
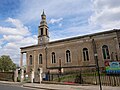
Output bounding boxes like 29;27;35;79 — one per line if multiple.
94;54;102;90
92;39;102;90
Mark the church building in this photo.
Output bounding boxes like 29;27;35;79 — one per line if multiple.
20;11;120;82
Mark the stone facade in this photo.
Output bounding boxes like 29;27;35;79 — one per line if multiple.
20;11;120;82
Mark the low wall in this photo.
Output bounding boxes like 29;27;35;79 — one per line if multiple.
0;72;14;81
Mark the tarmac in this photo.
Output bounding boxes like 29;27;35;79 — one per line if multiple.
0;81;120;90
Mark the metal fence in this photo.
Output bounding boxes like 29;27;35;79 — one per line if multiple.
47;67;120;86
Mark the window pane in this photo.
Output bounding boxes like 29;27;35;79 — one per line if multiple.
83;48;89;61
102;45;110;60
52;54;53;63
39;54;42;64
83;51;86;61
52;52;56;63
86;51;89;61
54;54;56;63
102;49;106;59
68;52;71;62
106;48;110;59
41;28;43;35
66;50;71;62
30;55;32;65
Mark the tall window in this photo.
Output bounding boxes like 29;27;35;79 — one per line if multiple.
66;50;71;62
83;48;89;61
46;28;47;36
102;45;110;59
39;54;42;64
52;52;56;63
41;28;43;35
30;55;32;65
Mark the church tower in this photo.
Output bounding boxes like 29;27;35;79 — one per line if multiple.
38;11;49;45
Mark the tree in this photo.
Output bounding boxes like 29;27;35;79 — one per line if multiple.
0;55;16;72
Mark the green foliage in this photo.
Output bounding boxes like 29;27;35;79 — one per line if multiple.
0;55;16;72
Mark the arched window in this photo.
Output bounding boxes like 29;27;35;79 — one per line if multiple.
66;50;71;62
30;55;32;65
102;45;110;59
52;52;56;63
39;54;42;64
83;48;89;61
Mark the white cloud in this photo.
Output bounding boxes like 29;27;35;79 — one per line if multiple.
0;18;31;36
17;0;91;23
0;34;37;64
50;24;93;41
89;0;120;30
17;35;37;47
0;26;21;35
0;35;37;65
6;17;24;28
3;35;23;42
0;18;38;65
0;39;3;49
49;18;63;24
4;43;18;50
0;45;20;64
59;23;62;27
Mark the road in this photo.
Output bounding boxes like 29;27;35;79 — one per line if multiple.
0;84;43;90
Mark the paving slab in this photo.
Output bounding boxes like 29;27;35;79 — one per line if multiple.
23;83;120;90
0;81;120;90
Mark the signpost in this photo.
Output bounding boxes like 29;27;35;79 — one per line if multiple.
105;61;120;74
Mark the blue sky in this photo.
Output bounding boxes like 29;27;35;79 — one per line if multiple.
0;0;120;65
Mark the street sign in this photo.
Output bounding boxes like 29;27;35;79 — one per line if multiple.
105;60;120;74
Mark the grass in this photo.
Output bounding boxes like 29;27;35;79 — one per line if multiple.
52;72;106;82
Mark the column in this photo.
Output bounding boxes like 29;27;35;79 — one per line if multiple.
26;53;28;72
39;68;43;84
20;52;24;82
31;69;34;83
20;53;23;68
21;68;24;82
14;69;18;82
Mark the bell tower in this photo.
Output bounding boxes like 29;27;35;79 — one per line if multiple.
38;11;49;45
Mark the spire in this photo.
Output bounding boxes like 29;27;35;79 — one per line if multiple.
42;9;45;16
38;10;49;45
41;10;46;21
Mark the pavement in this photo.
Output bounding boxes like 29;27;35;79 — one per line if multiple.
0;81;22;85
0;81;120;90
